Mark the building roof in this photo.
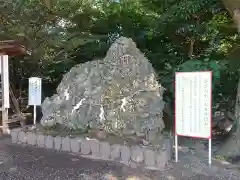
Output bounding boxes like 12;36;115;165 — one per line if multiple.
0;40;31;56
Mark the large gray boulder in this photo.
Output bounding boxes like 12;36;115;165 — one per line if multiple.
41;37;165;138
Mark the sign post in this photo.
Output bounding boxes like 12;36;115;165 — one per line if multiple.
28;77;42;125
1;55;10;108
0;55;10;134
175;71;212;165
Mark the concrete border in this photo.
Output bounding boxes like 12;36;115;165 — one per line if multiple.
10;129;172;171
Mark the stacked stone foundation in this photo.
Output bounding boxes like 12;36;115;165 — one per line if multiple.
11;128;172;171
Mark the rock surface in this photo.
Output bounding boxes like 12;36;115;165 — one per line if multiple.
41;37;165;140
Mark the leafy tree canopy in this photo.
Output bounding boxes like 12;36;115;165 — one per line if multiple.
1;0;239;110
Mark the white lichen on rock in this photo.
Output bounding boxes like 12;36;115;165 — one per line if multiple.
41;37;165;140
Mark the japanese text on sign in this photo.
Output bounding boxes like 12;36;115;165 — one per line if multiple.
175;72;212;139
28;77;42;105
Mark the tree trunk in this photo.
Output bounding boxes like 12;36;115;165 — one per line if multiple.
218;77;240;156
223;0;240;32
217;0;240;156
234;78;240;132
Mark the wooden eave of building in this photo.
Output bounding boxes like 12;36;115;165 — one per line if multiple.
0;40;31;56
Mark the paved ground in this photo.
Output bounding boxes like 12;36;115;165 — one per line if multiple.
0;136;239;180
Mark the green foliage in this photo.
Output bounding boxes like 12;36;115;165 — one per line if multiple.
1;0;240;116
176;59;222;88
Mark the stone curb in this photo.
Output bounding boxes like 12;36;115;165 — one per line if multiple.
11;129;171;171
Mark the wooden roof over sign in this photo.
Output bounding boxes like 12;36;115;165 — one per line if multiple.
0;40;31;56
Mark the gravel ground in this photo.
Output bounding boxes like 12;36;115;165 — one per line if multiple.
0;136;239;180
